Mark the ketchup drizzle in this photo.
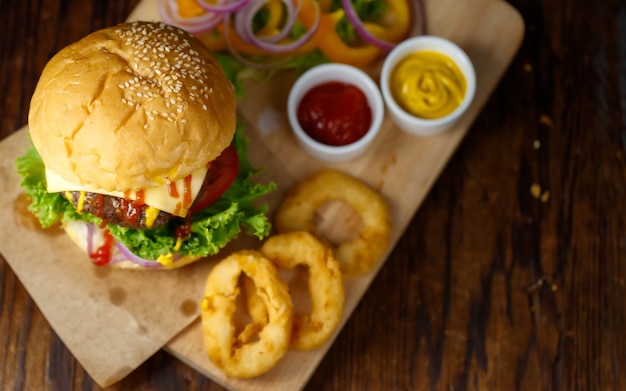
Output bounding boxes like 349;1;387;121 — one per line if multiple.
90;229;114;266
117;190;146;225
168;181;179;198
134;190;145;206
183;175;193;209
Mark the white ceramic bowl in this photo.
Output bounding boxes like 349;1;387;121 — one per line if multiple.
287;63;384;162
380;35;476;136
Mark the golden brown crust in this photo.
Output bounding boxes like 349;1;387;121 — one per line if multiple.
274;169;392;276
29;21;236;191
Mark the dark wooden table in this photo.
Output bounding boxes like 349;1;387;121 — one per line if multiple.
2;0;625;390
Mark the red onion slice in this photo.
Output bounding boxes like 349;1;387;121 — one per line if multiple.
115;242;167;269
232;0;319;53
233;0;299;44
86;223;95;255
340;0;394;52
223;18;292;69
340;0;425;51
408;0;425;36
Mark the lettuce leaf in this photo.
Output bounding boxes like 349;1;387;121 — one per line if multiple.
15;125;276;261
214;50;328;99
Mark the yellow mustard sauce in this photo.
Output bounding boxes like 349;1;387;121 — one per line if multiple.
65;191;87;214
391;50;467;119
144;205;160;228
156;252;175;268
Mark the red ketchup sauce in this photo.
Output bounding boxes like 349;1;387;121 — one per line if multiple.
90;229;115;266
174;175;195;241
168;181;179;198
175;221;192;240
118;189;145;225
183;174;193;210
296;81;372;146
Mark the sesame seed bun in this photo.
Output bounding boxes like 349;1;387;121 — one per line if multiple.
28;21;237;192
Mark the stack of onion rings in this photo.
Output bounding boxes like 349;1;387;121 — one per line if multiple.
200;250;293;378
201;169;392;378
275;169;392;276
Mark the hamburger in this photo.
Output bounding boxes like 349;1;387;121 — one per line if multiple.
16;21;275;269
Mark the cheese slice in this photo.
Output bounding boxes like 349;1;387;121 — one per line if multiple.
45;166;209;217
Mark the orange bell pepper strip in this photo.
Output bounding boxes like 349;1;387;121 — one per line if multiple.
177;0;207;18
298;0;382;67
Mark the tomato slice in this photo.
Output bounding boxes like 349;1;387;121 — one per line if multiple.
188;144;239;215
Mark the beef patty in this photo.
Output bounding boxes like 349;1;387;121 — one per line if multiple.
63;191;173;229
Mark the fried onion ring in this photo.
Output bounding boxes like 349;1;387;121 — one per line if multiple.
275;169;392;276
257;231;345;350
201;250;293;378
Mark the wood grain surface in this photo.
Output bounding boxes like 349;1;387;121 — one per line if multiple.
1;0;625;390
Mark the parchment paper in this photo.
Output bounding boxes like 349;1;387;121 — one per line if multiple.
0;126;287;386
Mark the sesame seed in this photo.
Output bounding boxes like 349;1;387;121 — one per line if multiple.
114;22;215;118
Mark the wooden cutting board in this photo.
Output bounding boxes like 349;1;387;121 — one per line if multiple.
0;0;523;389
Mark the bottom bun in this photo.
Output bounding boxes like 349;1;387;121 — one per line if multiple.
63;220;202;270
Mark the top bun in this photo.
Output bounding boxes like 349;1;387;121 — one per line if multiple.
29;21;237;191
